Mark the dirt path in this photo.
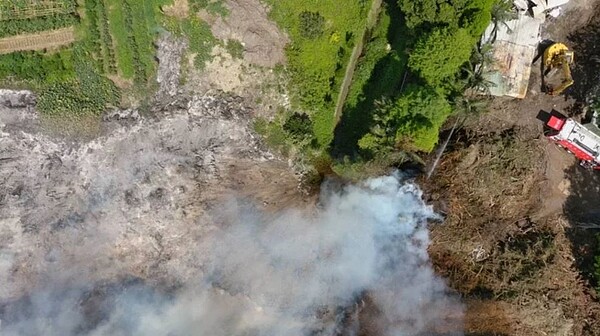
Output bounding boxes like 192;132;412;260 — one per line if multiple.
333;0;383;123
0;27;75;54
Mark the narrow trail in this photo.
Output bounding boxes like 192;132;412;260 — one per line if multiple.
333;0;383;124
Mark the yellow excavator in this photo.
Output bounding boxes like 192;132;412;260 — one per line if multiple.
542;43;574;96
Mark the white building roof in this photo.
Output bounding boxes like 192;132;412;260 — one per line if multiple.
482;14;542;98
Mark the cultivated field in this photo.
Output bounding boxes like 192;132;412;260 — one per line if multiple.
0;0;76;20
0;27;75;54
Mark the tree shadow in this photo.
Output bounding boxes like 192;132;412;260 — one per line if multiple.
565;14;600;102
329;0;413;160
562;162;600;288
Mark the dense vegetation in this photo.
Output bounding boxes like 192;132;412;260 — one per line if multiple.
263;0;373;147
0;0;218;116
258;0;500;176
334;0;496;161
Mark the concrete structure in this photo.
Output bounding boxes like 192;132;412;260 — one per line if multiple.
482;14;543;98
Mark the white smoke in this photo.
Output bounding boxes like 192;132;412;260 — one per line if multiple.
1;174;462;336
0;96;462;335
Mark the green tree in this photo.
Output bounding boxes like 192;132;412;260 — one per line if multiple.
283;112;314;141
408;27;474;86
398;0;468;28
298;11;325;39
359;85;452;153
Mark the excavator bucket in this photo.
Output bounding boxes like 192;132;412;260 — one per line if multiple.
542;43;574;95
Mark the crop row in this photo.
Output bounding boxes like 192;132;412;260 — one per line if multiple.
83;0;117;74
122;1;148;84
104;0;158;85
0;0;76;20
0;13;78;38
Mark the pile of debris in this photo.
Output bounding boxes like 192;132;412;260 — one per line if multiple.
482;0;570;98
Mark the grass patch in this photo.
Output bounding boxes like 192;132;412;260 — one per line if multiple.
225;39;243;59
163;15;216;70
189;0;229;17
253;116;292;156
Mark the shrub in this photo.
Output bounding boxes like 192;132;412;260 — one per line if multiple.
408;27;474;86
283;112;314;141
298;11;325;39
359;85;452;153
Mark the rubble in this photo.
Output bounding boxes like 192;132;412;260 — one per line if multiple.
156;32;188;98
531;0;570;18
0;89;35;108
102;108;140;121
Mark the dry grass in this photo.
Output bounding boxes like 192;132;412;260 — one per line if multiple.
0;27;75;54
162;0;189;18
422;125;600;335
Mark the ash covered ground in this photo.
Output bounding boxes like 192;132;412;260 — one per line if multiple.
0;90;461;335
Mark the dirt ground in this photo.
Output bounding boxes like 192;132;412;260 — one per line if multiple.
0;27;75;54
175;0;291;120
424;1;600;335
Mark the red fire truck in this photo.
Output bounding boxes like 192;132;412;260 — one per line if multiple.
545;113;600;170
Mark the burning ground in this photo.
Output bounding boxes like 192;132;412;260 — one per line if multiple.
0;91;463;335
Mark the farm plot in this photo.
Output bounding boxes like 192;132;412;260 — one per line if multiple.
0;0;76;20
100;0;162;85
0;27;75;54
0;0;78;38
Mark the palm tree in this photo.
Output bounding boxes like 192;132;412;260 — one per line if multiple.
488;0;518;44
463;64;496;95
471;43;494;67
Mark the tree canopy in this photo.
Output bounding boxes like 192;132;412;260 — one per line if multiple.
408;27;474;86
359;85;452;153
398;0;495;29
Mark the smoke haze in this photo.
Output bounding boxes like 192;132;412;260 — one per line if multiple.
0;96;462;335
1;175;462;336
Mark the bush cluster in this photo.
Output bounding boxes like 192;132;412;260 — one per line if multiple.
353;0;496;155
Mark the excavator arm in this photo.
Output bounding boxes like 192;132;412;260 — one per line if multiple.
542;43;574;96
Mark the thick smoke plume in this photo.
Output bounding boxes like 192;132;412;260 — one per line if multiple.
0;95;462;335
1;175;462;336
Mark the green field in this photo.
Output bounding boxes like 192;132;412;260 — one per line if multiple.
84;0;165;84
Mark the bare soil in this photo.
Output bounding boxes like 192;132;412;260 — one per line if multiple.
162;0;189;19
200;0;289;67
181;0;291;120
0;27;75;54
424;2;600;335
